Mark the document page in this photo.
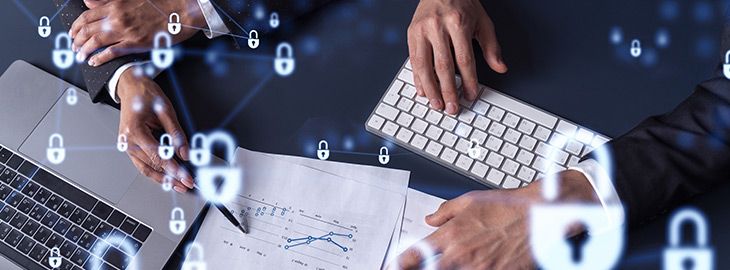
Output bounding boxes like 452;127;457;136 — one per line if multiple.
384;188;445;266
190;149;409;270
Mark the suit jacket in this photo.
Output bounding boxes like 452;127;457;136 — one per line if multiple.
586;26;730;227
54;0;331;103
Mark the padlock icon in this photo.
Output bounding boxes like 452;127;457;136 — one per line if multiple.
663;208;713;270
196;131;241;204
117;134;128;152
66;88;77;105
530;143;624;270
467;139;481;159
48;247;62;268
158;133;174;160
161;175;174;192
38;16;51;38
269;12;280;28
53;32;74;69
248;30;259;49
630;39;642;58
190;133;211;166
168;13;181;35
722;50;730;80
169;207;186;235
274;42;295;76
182;242;207;270
317;140;329;160
47;133;66;165
151;32;174;69
378;146;390;165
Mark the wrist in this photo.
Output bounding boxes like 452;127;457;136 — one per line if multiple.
526;170;600;204
116;69;138;101
184;0;207;28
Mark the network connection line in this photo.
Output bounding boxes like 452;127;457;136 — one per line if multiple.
284;232;353;252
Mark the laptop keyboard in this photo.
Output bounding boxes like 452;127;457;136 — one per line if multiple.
0;144;151;270
366;59;610;189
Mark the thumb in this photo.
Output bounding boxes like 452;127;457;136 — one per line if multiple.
84;0;111;9
425;200;459;227
475;18;508;74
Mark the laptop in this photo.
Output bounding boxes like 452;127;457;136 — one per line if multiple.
0;60;205;269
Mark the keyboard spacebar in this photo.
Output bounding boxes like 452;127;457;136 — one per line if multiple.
480;87;558;128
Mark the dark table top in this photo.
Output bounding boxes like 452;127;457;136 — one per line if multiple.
1;0;727;269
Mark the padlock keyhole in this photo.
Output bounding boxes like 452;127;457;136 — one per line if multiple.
214;176;224;194
682;257;695;270
566;226;589;263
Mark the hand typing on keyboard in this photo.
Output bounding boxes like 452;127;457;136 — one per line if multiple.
117;70;194;193
390;170;599;270
407;0;508;115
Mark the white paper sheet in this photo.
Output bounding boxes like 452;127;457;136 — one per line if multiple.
189;148;409;270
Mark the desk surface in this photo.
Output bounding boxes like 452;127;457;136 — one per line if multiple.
1;0;727;269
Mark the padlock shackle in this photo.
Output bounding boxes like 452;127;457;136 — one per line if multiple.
204;131;237;164
669;208;708;247
49;133;63;147
725;50;730;64
276;42;293;58
186;242;205;261
154;32;172;48
118;133;127;143
318;140;328;149
160;133;173;146
270;12;279;20
380;146;388;155
169;12;180;22
191;133;206;148
631;39;640;48
249;30;258;39
55;32;72;49
171;207;185;219
39;16;50;25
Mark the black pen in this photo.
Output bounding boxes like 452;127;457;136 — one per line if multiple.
214;202;249;234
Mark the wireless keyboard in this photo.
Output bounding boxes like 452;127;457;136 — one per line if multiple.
366;59;610;189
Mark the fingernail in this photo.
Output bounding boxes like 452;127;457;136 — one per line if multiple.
446;102;458;115
72;44;77;52
429;99;442;110
88;58;96;67
173;186;185;193
75;52;85;62
180;146;190;160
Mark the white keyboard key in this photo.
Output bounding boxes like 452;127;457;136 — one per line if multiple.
575;128;594;144
411;134;428;150
439;132;458;148
518;119;536;135
486;152;504;168
517;166;536;182
383;80;404;105
455;122;473;138
415;95;429;105
591;136;610;148
533;156;551;173
535;142;553;157
503;113;520;128
534;126;552;141
487;106;506;121
471;162;489;178
458;96;474;108
397;98;415;112
565;140;583;156
488;122;506;137
501;159;520;175
426;125;444;140
376;103;399;121
382;121;399;136
500;143;519;159
518;136;537;150
469;129;488;145
405;59;412;69
396;113;414;127
480;87;558;128
549;133;568;148
455;154;474;171
485;169;505;186
411;118;428;134
396;128;414;143
516;150;535;166
440;148;458;164
440;117;458;132
472;101;490;115
425;141;443;157
582;145;594;156
503;128;521;144
568;156;580;166
398;69;414;85
485;136;503;152
426;110;443;125
470;146;488;161
411;103;428;118
502;176;521;189
552;149;570;165
458;110;476;124
401;84;417;98
473;115;491;131
455;138;471;154
367;115;385;130
556;120;577;136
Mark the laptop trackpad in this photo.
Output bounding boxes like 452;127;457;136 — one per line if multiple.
19;89;137;204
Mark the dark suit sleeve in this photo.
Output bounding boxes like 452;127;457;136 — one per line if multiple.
54;0;146;104
586;65;730;227
208;0;332;37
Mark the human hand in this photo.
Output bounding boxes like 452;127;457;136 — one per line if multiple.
391;170;598;270
117;69;194;193
408;0;508;115
70;0;205;66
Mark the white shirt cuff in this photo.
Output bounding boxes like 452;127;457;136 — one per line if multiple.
108;62;146;104
197;0;230;38
569;159;625;234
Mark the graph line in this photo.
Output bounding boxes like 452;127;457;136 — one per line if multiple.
284;232;353;252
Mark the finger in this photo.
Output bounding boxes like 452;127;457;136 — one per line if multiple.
129;142;193;190
83;0;111;9
77;32;117;65
396;234;445;270
153;98;190;161
414;40;442;110
428;31;459;115
128;153;165;183
406;30;424;97
475;17;508;74
88;42;136;67
425;199;462;227
70;8;106;41
449;29;479;101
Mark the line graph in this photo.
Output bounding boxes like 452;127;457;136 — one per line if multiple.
285;232;354;252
